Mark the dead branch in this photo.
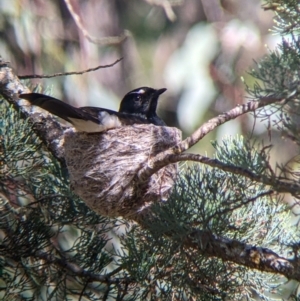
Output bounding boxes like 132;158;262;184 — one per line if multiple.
64;0;128;45
144;0;179;21
18;58;123;79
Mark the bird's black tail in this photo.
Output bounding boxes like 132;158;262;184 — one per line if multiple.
19;93;89;123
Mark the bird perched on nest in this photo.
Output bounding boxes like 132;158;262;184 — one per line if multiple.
19;87;166;132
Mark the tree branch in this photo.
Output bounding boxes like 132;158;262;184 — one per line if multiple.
0;58;66;164
35;250;131;284
64;0;128;45
186;228;300;280
18;58;123;79
143;0;179;21
138;95;297;181
159;153;300;197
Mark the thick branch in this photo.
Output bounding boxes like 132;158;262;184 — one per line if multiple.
35;225;300;282
0;58;66;164
138;96;295;181
186;229;300;280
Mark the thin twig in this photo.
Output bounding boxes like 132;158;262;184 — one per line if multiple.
35;250;131;284
18;58;123;79
64;0;128;45
78;280;89;301
204;190;275;224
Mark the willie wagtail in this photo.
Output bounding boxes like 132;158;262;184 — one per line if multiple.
19;87;166;133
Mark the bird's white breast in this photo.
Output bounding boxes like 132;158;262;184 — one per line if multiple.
99;111;122;130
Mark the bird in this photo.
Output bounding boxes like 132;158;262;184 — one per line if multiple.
19;87;167;133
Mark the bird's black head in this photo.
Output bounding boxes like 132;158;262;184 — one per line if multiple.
119;87;167;118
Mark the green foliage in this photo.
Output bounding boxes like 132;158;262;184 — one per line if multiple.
121;158;294;300
264;0;300;34
212;135;272;175
149;161;293;245
246;2;300;155
242;5;300;154
2;97;299;300
246;36;300;148
3;1;300;300
0;99;122;300
247;36;300;100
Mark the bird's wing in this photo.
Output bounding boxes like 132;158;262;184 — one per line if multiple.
19;93;95;122
82;106;150;126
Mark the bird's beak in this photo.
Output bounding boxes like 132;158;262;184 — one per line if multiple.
156;88;167;96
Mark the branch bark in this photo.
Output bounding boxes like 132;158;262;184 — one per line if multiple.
187;229;300;280
154;153;300;197
0;58;66;164
32;229;300;282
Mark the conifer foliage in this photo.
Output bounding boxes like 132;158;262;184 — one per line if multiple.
1;1;300;300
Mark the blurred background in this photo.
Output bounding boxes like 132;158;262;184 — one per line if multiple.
1;0;278;155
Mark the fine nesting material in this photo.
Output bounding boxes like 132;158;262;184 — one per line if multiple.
64;124;182;219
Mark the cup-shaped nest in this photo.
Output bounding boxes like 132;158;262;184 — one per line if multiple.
64;124;182;219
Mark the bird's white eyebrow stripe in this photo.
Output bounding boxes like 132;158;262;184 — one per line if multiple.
130;89;145;94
